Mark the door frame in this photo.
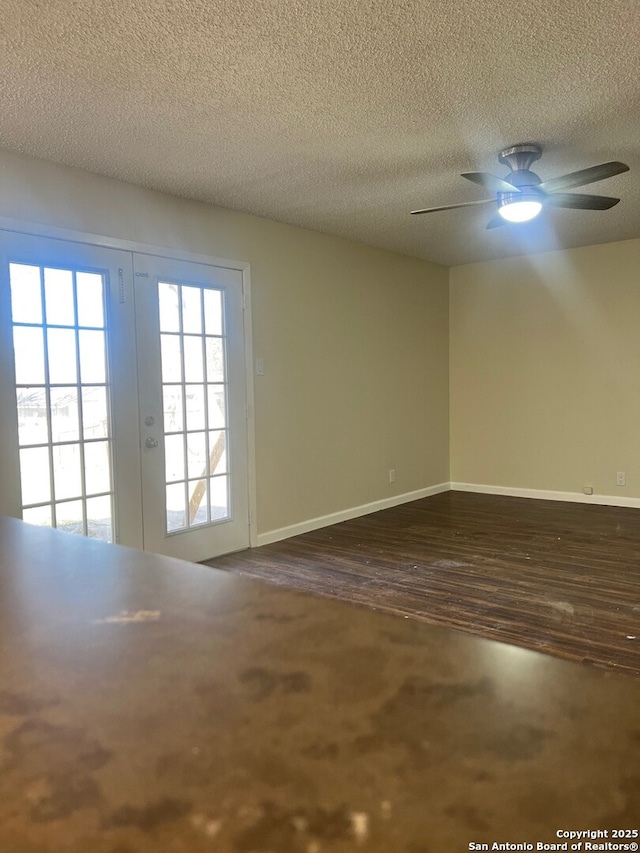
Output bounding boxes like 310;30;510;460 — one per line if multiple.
0;215;258;550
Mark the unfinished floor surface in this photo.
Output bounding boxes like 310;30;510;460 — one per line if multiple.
207;491;640;678
4;514;640;850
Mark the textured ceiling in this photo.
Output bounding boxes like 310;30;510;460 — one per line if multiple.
0;0;639;266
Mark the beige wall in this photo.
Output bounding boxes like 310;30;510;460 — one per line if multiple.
0;148;450;535
450;238;640;499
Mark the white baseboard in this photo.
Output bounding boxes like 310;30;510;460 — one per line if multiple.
255;480;640;548
450;481;640;509
255;482;451;547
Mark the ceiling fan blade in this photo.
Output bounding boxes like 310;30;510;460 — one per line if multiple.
461;172;520;193
538;161;629;193
410;198;495;215
544;193;620;210
485;212;507;229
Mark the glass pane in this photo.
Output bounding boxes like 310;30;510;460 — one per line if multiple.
86;495;112;542
76;272;104;327
79;330;106;383
50;387;80;443
166;482;186;532
20;447;51;505
48;328;78;384
56;500;84;536
163;385;183;432
84;441;111;495
206;338;224;382
209;430;227;475
53;443;82;500
207;385;226;430
204;289;223;336
186;431;206;479
16;387;48;446
10;264;42;324
188;479;208;526
11;261;115;544
181;286;202;334
183;336;204;383
23;505;52;528
82;386;108;439
185;386;205;432
164;433;185;482
161;334;182;382
44;268;75;326
158;282;180;332
13;326;45;384
209;475;229;520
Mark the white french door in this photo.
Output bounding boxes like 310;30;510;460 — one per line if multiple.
0;230;250;560
133;254;249;560
0;232;143;548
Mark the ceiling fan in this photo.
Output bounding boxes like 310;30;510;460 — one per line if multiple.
411;144;630;229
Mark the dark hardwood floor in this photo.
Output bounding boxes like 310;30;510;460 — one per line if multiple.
206;491;640;677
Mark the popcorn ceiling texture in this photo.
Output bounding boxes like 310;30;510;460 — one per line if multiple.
0;0;638;265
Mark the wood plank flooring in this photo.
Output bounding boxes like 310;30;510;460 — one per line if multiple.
206;491;640;677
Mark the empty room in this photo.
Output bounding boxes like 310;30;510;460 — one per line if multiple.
0;0;639;850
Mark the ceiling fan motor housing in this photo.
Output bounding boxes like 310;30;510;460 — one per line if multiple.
499;146;544;211
495;147;544;221
498;169;543;209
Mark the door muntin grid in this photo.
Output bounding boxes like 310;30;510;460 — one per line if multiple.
158;281;230;534
9;262;115;541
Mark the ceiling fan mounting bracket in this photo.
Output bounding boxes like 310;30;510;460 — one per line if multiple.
498;143;543;173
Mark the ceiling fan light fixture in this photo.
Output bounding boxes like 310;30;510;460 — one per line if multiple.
497;193;542;223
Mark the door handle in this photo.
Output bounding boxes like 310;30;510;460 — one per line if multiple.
145;437;159;449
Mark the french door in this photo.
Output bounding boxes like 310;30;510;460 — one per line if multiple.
0;231;250;560
133;253;249;559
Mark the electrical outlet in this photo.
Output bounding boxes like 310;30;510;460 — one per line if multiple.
255;358;264;376
616;471;626;487
389;469;396;484
583;485;593;495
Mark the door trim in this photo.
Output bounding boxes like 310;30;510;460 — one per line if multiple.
0;216;258;550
